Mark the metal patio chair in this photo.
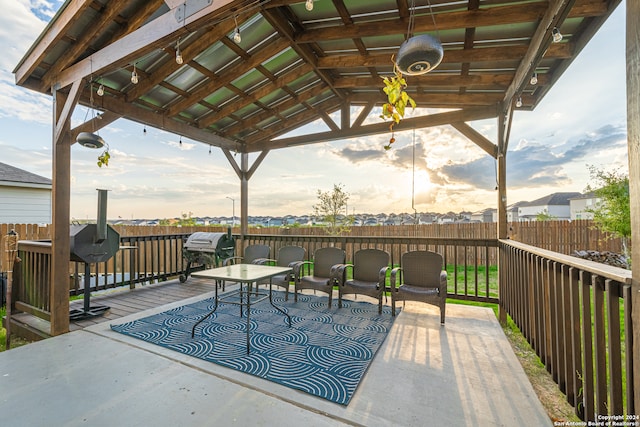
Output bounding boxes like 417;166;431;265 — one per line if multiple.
390;250;447;324
332;248;390;314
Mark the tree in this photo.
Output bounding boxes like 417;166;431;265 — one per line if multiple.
313;184;354;235
159;211;197;227
584;165;631;264
535;209;556;221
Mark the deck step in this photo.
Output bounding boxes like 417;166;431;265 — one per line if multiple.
3;312;51;341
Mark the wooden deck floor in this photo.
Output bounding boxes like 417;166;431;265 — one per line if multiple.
69;277;218;331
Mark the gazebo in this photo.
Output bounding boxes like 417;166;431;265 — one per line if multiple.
12;0;639;412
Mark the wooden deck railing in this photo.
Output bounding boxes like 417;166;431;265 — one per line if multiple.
10;233;498;322
499;239;634;421
8;233;633;422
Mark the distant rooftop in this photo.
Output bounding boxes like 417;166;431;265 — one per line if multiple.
520;192;582;207
0;162;52;187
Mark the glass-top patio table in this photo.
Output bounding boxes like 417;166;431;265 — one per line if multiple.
190;264;292;353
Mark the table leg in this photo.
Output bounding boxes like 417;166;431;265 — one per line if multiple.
269;281;292;327
191;281;219;338
246;281;251;354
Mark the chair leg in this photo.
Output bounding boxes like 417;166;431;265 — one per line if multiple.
391;298;396;316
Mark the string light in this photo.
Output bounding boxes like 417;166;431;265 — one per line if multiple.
305;0;314;11
530;72;538;85
232;16;241;43
179;135;182;145
131;64;139;84
515;96;523;108
175;38;183;65
143;125;147;136
208;146;211;155
97;83;104;96
552;27;563;43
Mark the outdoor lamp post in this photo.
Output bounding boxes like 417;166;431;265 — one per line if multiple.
226;196;235;227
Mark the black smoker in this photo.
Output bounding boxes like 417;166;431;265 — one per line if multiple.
179;229;235;283
69;189;120;320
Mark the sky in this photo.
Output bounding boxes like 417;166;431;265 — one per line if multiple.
0;1;629;221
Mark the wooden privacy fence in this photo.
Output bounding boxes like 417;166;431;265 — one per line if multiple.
0;219;625;257
500;239;633;421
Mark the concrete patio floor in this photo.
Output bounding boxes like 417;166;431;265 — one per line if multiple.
0;288;552;426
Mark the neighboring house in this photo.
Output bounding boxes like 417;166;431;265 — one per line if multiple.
569;192;599;220
517;192;582;221
506;202;526;222
470;208;496;223
0;162;52;224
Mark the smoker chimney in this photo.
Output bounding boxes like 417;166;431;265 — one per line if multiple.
96;189;108;243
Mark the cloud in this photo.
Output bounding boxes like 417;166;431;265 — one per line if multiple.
436;122;627;190
0;1;59;124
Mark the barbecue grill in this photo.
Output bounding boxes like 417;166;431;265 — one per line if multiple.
69;189;120;320
179;228;235;283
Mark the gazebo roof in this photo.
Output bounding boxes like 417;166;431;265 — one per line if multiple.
13;0;622;154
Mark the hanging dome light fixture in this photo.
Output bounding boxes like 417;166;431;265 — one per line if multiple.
76;78;106;149
395;0;443;75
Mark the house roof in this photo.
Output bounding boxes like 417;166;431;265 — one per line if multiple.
0;162;52;187
13;0;622;155
520;191;583;207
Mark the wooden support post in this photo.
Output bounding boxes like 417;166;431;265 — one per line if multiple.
627;0;640;412
240;153;249;239
496;103;512;325
50;82;81;335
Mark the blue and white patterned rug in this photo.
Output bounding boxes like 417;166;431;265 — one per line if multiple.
110;291;397;405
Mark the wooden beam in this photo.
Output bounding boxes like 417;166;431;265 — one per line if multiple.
353;102;374;128
451;122;498;158
50;84;81;336
317;44;573;69
198;63;315;130
166;38;290;116
503;0;577;105
52;0;238;91
250;105;499;152
261;6;343;100
246;150;269;180
70;111;121;141
240;153;249;237
90;92;238;150
349;92;504;107
54;80;82;145
14;0;94;85
245;99;343;147
40;0;165;92
627;0;640;413
296;0;607;43
334;74;519;90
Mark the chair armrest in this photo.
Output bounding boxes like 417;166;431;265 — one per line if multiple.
252;257;276;265
390;267;402;289
378;266;390;289
290;260;312;280
439;270;448;293
330;263;351;286
222;256;243;266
